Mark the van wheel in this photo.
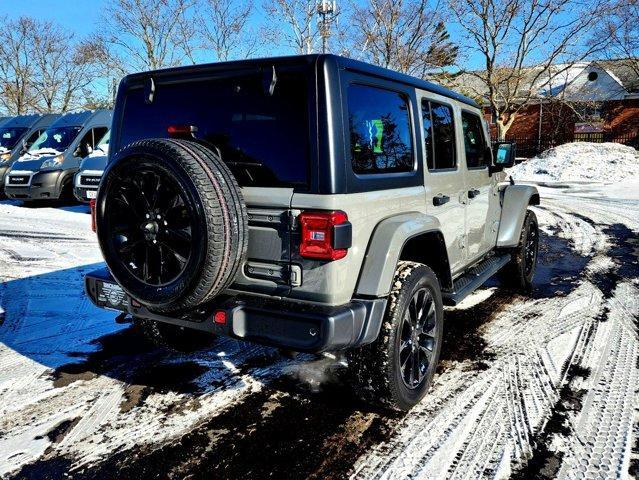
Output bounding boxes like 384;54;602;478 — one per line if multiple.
501;210;539;291
348;261;443;411
134;318;217;352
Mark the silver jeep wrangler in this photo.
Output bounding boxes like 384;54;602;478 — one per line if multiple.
86;54;539;411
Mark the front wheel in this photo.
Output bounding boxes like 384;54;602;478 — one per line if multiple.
348;262;444;411
501;209;539;291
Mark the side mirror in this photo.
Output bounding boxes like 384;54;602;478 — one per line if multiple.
20;139;28;154
489;142;516;174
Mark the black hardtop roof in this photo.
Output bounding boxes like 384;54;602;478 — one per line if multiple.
123;54;479;108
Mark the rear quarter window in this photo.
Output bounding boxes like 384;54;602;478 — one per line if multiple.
347;84;414;175
117;69;310;189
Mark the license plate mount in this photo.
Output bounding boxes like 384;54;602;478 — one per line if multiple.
96;280;129;311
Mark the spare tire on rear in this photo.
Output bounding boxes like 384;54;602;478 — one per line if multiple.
95;138;248;313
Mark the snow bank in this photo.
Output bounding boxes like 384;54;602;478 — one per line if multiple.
509;142;639;183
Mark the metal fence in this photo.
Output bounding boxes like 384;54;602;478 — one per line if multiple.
491;132;639;158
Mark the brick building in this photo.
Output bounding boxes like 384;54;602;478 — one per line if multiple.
448;59;639;155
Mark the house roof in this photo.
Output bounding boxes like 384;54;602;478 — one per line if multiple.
595;59;639;93
446;58;639;105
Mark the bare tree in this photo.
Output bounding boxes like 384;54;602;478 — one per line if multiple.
449;0;610;139
0;17;102;115
263;0;319;54
30;26;102;113
0;17;37;115
602;0;639;80
196;0;257;61
101;0;197;73
350;0;458;77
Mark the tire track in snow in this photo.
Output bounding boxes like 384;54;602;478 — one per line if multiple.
1;188;638;479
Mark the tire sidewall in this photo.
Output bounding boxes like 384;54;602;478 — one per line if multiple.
519;210;539;288
96;145;208;309
387;266;444;410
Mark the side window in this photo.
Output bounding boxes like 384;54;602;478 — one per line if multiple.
92;127;108;148
423;100;456;170
422;100;434;170
461;111;488;168
25;129;43;149
76;130;94;157
348;84;414;174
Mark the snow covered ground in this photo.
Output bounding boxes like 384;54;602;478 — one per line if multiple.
0;148;638;479
509;142;639;183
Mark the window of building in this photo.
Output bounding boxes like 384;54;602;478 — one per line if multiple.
348;84;414;174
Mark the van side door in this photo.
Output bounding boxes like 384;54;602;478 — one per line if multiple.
460;110;500;261
419;95;467;275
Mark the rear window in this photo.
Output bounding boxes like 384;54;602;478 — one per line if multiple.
118;69;310;188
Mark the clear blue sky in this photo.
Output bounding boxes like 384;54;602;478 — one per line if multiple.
0;0;595;72
0;0;103;37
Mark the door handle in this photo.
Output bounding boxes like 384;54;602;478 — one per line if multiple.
468;189;480;199
433;194;450;206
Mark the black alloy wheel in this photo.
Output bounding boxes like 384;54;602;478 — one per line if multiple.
105;166;195;286
399;287;438;389
500;209;539;291
348;261;444;411
96;139;248;313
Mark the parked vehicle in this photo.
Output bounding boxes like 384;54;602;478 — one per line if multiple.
85;55;539;411
4;110;112;201
74;131;110;203
0;114;60;195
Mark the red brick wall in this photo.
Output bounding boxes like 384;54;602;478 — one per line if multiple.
484;99;639;140
483;103;577;140
602;99;639;139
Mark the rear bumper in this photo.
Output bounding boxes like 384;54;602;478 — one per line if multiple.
84;268;386;353
5;170;64;200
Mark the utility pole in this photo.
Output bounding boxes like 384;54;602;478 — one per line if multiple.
317;0;338;54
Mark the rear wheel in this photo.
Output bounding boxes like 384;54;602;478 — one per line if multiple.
501;210;539;291
134;318;216;352
348;262;444;411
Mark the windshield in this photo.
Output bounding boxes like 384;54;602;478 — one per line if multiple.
0;127;28;150
96;130;110;151
29;126;82;153
119;68;310;188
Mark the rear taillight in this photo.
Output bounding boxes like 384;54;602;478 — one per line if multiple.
90;199;97;233
299;211;351;261
167;125;198;138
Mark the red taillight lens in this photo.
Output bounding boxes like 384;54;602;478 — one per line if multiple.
167;125;198;137
299;211;349;261
90;199;97;233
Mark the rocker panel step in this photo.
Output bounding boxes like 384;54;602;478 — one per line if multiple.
442;253;511;306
